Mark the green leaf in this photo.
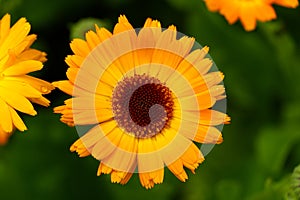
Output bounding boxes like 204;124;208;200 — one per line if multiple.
69;18;112;40
255;124;300;175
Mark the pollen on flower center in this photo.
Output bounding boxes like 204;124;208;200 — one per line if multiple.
112;74;174;138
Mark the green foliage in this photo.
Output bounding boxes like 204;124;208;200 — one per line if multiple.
69;18;112;40
0;0;300;199
283;165;300;199
0;0;22;14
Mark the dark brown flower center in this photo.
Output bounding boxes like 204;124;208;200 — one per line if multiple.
112;74;174;138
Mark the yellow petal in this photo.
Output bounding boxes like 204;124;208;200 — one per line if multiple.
13;34;37;56
22;34;37;49
28;97;51;107
143;18;161;28
120;172;133;185
180;143;204;173
0;14;11;45
70;138;91;157
183;48;211;75
137;28;156;49
95;82;114;98
203;71;224;88
53;105;67;114
73;107;113;125
70;39;90;57
8;106;27;131
97;162;113;175
167;159;188;182
71;96;111;111
78;124;104;149
139;173;154;189
209;85;225;98
139;23;161;48
0;127;11;145
0;98;13;132
155;27;177;50
95;26;112;42
3;60;42;76
273;0;299;8
5;75;54;94
0;79;42;98
66;67;79;83
199;109;230;125
102;133;137;172
137;137;165;173
194;126;223;144
109;32;138;75
0;87;36;115
85;30;101;50
18;49;47;63
0;17;30;59
111;170;130;183
175;109;229;126
98;163;134;185
173;114;223;144
113;15;134;34
91;122;120;160
178;36;195;57
60;117;74;127
139;169;164;189
65;55;84;68
52;81;73;96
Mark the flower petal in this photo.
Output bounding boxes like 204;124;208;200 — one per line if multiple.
139;169;164;189
0;87;36;115
0;98;12;132
167;159;188;182
0;17;30;59
52;81;73;96
113;15;134;34
3;60;42;76
6;75;54;94
0;79;42;98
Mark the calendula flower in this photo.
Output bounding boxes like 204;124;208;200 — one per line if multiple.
0;14;54;144
54;15;230;189
204;0;299;31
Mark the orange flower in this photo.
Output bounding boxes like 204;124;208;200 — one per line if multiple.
205;0;299;31
54;15;230;189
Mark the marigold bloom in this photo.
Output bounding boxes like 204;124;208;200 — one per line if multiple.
205;0;299;31
0;14;54;144
54;15;230;189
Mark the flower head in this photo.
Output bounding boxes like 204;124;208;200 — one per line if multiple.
204;0;299;31
0;14;54;144
54;15;230;189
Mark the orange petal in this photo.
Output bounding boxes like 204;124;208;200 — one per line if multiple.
0;98;12;132
113;15;134;34
167;159;188;182
139;169;164;189
70;39;90;57
180;143;204;173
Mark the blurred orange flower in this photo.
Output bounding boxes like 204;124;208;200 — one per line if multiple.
0;14;54;144
205;0;299;31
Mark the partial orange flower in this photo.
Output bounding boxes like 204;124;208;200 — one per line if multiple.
204;0;299;31
0;14;54;144
54;15;230;189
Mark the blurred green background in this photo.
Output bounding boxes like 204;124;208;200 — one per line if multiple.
1;0;300;199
